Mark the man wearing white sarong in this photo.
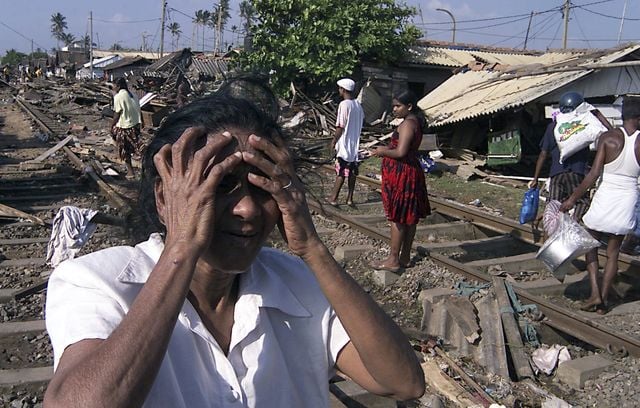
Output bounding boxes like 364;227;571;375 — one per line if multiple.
561;96;640;314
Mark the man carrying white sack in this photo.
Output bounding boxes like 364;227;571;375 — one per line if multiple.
530;92;612;221
560;96;640;315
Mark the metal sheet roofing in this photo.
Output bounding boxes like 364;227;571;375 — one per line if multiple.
418;45;640;127
405;45;580;68
189;56;228;77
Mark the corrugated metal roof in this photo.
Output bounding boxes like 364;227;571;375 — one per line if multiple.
83;55;120;69
405;45;579;67
422;293;510;378
418;45;640;127
189;56;228;77
102;56;150;71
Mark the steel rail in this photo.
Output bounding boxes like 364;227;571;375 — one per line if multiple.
14;97;128;210
319;164;640;274
309;174;640;357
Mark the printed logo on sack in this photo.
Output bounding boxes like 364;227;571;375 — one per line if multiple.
557;120;588;141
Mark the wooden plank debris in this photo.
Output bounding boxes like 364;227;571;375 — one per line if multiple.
0;203;46;225
493;277;534;380
421;360;485;407
24;135;73;164
431;346;497;406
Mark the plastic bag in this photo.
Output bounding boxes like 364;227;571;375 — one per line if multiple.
542;200;562;236
418;154;436;173
519;188;539;224
537;213;600;278
554;102;607;163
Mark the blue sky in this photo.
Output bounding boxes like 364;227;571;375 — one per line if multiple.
1;0;639;56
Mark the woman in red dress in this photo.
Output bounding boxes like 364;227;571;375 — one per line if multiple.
369;90;430;272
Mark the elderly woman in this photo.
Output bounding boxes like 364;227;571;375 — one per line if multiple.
43;79;425;408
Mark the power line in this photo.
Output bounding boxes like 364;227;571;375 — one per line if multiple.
547;18;564;48
93;17;161;24
417;1;611;27
0;19;48;51
575;5;640;20
572;7;592;47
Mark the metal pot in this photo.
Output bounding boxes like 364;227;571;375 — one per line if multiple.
536;232;592;281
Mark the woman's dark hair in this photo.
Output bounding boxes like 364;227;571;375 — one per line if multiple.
116;77;134;99
393;90;426;128
133;78;284;240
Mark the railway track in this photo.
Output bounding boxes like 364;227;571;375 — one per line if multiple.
309;165;640;358
0;95;130;405
2;90;639;405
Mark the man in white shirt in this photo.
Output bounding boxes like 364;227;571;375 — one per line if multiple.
328;78;364;206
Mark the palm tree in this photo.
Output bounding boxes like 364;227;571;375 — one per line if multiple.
212;0;231;52
193;10;210;52
167;22;181;51
60;33;76;47
230;25;238;47
239;0;255;35
78;35;93;50
50;12;68;50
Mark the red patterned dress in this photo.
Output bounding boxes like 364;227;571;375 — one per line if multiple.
381;117;431;225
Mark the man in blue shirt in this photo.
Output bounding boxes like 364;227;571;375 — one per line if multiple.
529;92;612;221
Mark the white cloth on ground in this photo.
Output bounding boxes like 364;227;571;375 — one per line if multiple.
334;99;364;162
583;128;640;235
45;234;351;408
45;206;98;268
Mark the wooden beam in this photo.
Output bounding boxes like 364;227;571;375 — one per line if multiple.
24;135;73;164
0;203;46;225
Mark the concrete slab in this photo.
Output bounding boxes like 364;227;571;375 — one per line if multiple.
418;288;456;304
333;245;373;263
0;320;46;337
0;366;53;386
557;355;614;389
372;269;400;287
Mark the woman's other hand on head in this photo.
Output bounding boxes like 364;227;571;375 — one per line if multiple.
243;133;323;258
153;127;241;254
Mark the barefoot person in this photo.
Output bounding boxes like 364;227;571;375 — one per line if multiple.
328;78;364;206
369;90;430;272
43;78;425;407
561;96;640;314
110;77;144;178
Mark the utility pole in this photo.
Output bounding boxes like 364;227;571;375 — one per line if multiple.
159;0;167;57
436;8;456;44
90;11;94;80
523;11;534;50
618;0;629;44
562;0;570;49
216;8;222;53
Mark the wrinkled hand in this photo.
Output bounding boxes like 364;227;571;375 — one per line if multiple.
154;127;241;254
243;133;321;258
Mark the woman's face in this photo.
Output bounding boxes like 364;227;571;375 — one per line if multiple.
392;99;412;119
203;127;281;273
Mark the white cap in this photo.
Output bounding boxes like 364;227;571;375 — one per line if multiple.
337;78;355;92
